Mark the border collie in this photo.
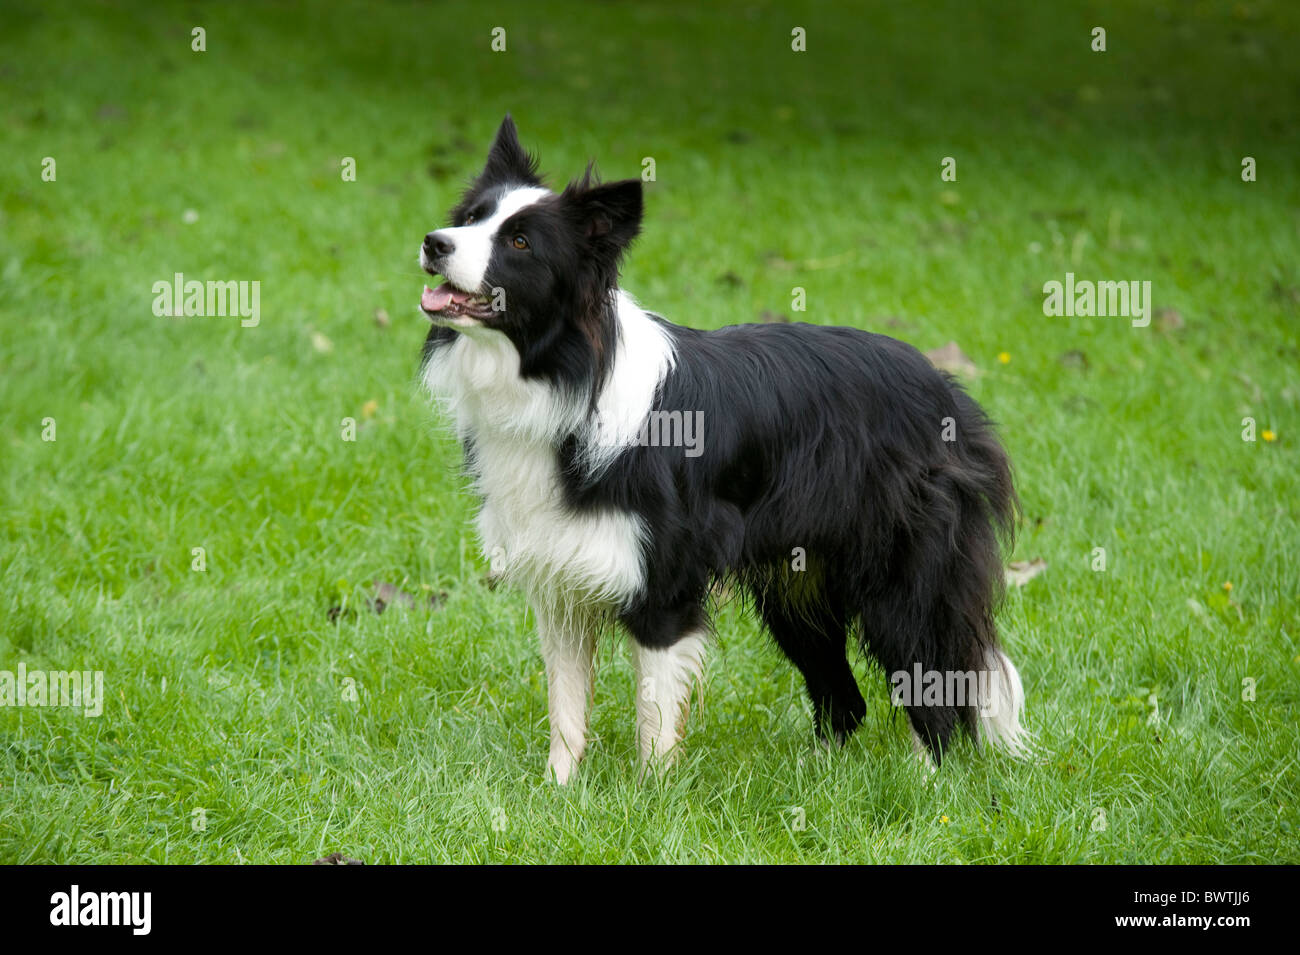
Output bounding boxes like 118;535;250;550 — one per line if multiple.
418;116;1029;783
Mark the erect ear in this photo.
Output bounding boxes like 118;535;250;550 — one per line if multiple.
563;176;644;252
481;114;541;186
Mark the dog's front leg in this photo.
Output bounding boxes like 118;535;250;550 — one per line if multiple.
634;632;709;778
536;602;597;785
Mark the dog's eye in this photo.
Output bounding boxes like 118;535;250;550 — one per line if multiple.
463;213;477;225
512;234;529;250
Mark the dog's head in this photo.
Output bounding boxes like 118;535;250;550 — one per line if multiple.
419;116;643;377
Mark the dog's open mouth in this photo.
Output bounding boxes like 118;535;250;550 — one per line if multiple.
421;282;497;321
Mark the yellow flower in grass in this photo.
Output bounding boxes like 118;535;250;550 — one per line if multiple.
997;352;1011;365
940;814;950;824
1262;430;1276;442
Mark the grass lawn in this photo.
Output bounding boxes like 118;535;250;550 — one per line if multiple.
1;0;1297;864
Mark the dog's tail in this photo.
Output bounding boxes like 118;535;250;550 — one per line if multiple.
977;646;1033;757
950;388;1033;758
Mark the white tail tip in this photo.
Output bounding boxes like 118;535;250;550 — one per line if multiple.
979;648;1034;758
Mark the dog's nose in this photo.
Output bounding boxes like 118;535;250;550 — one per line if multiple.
424;231;455;258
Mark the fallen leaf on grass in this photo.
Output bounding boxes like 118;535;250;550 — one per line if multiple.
1269;278;1300;305
1153;307;1184;332
1005;558;1047;587
327;582;447;622
1058;349;1089;370
924;341;979;378
368;581;445;614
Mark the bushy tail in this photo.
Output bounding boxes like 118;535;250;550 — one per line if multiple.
978;647;1034;757
855;373;1031;764
951;392;1029;758
952;388;1032;758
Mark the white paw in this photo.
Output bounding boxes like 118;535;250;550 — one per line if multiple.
547;749;579;785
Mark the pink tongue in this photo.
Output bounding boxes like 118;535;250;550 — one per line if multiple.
421;283;474;313
421;284;452;312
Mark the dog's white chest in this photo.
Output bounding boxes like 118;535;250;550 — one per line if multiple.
471;432;645;606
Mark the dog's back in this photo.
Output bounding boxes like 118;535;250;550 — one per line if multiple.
566;319;1025;761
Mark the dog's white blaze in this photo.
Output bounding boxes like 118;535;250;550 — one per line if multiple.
978;647;1033;757
422;288;675;609
635;632;709;769
422;185;551;293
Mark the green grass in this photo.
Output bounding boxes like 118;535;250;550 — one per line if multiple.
1;0;1298;863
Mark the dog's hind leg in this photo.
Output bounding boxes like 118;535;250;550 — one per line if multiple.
536;600;598;785
754;589;865;746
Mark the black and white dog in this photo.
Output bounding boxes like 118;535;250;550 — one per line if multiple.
418;117;1029;783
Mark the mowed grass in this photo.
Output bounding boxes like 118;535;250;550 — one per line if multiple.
1;0;1298;863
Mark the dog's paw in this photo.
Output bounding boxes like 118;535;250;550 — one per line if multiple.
547;751;580;785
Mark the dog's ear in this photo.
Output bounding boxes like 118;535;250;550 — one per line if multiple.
481;114;541;186
563;174;643;255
